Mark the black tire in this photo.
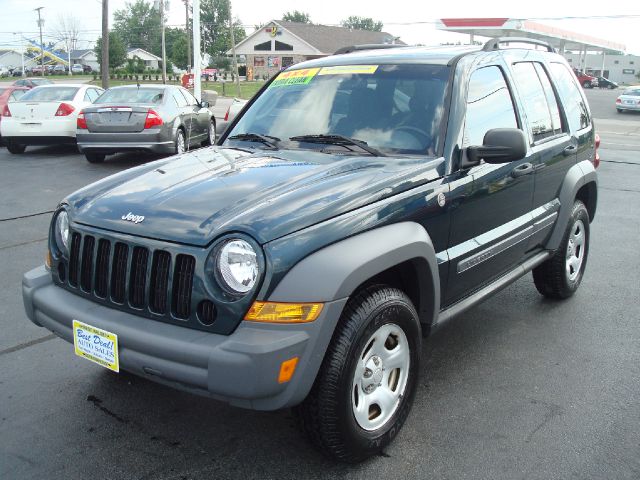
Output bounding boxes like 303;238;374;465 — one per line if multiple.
85;152;105;163
294;285;421;462
533;200;590;299
175;128;186;154
617;108;623;113
202;119;216;146
582;81;591;88
6;142;26;154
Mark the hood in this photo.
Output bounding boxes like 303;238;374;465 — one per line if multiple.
66;147;443;246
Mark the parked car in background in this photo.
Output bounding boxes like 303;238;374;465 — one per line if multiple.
53;64;68;74
76;84;215;163
82;65;93;73
0;86;29;145
71;64;84;74
1;84;104;153
46;65;56;75
0;66;10;77
597;76;618;89
616;86;640;113
217;97;248;135
13;77;53;89
573;69;598;88
12;67;25;77
30;65;46;75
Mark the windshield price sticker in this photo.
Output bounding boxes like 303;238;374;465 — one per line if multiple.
318;65;379;76
73;320;119;372
270;68;321;87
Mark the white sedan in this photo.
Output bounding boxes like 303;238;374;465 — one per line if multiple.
0;84;104;154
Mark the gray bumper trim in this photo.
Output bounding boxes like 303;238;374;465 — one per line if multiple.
22;266;346;410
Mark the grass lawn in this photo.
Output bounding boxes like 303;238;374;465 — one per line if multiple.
88;78;266;100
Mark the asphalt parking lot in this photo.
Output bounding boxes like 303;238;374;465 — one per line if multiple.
1;88;639;479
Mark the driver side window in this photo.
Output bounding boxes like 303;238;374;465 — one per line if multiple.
463;66;518;147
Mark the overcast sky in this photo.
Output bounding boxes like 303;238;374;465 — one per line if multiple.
1;0;640;55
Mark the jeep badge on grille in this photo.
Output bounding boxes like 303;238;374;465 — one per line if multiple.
121;212;145;224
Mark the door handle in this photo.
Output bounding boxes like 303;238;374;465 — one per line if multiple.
563;145;577;156
511;162;533;178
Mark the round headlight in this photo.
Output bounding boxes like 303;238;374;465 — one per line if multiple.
54;210;70;255
217;239;259;294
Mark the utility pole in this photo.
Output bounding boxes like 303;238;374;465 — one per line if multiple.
159;0;167;84
228;0;240;97
193;0;201;101
35;7;45;77
101;0;109;89
67;38;72;76
183;0;191;68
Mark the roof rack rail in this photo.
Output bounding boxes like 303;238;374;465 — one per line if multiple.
334;44;406;55
482;37;555;53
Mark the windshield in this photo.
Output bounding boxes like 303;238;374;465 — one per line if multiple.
623;88;640;96
20;87;79;102
95;87;165;104
226;64;450;155
31;79;52;86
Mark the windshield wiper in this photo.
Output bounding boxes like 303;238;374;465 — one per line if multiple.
227;133;280;150
289;134;386;157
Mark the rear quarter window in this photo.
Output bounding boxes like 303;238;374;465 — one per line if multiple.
548;63;591;131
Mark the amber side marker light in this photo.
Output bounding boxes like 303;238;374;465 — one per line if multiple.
278;357;299;384
45;250;53;269
244;301;323;323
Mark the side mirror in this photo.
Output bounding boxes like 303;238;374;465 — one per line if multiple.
200;101;210;108
466;128;527;165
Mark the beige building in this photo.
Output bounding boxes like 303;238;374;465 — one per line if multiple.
230;20;404;79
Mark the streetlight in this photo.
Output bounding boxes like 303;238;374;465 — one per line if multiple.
35;7;45;77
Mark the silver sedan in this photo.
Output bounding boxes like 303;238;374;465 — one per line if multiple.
77;84;216;163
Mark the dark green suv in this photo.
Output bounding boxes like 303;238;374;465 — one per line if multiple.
23;38;598;462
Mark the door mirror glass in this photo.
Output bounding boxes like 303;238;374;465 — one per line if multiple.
200;101;210;108
467;128;527;164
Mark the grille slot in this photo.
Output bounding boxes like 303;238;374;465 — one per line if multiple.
68;232;81;287
80;235;95;292
94;239;111;298
149;251;171;314
172;254;195;319
129;247;149;308
110;242;129;304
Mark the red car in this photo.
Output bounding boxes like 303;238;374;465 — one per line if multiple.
0;86;29;145
573;69;598;88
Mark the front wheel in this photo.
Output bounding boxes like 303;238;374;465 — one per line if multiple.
294;286;421;462
583;81;591;88
6;142;26;154
533;200;590;299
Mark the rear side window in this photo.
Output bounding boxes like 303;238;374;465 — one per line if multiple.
173;90;188;107
548;63;590;131
463;66;517;147
84;88;100;103
20;87;79;102
512;62;562;142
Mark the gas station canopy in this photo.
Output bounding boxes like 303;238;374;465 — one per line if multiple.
437;18;625;54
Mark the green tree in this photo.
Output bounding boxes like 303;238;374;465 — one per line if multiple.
166;27;189;69
282;11;311;23
95;32;127;72
113;0;162;56
200;0;246;61
340;16;383;32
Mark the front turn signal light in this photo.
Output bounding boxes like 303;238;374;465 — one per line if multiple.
45;250;52;269
244;301;323;323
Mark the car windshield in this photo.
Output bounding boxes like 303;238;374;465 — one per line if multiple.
32;79;52;86
95;87;165;104
20;87;79;102
226;64;450;156
623;88;640;96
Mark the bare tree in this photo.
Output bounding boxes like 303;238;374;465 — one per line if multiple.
50;13;81;52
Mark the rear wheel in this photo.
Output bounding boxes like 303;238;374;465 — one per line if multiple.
203;119;216;146
294;285;421;462
6;142;26;154
533;200;590;299
85;153;105;163
175;129;186;154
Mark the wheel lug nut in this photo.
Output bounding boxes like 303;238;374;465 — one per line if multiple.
364;368;372;378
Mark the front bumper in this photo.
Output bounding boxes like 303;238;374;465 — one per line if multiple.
77;130;175;155
23;266;346;410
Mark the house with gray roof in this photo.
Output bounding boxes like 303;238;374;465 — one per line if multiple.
229;20;404;79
